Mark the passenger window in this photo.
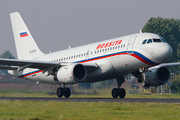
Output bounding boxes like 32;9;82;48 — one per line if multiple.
147;39;152;44
142;39;147;44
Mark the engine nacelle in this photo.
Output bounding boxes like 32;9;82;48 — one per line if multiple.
55;64;87;84
146;66;170;86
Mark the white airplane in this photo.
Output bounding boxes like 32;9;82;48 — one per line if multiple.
0;12;177;98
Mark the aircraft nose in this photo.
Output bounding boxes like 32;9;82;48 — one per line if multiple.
156;43;173;62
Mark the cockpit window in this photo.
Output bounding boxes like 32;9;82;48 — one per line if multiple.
153;39;161;42
147;39;152;44
159;36;167;43
142;39;147;44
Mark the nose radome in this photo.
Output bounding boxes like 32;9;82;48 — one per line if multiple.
156;43;173;62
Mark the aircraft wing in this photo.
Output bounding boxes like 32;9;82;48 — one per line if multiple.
157;62;180;67
0;58;98;73
0;58;60;71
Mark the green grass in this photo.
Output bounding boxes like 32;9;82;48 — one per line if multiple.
0;100;180;120
0;89;180;119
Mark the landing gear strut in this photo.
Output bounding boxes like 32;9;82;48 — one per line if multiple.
111;75;126;98
140;68;150;87
132;68;150;87
56;85;71;98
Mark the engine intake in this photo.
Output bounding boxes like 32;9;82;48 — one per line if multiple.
55;64;87;84
146;66;170;86
73;64;87;81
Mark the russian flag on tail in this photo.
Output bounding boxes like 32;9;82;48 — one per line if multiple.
20;32;28;37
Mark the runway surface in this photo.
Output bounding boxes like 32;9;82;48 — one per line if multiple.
0;97;180;103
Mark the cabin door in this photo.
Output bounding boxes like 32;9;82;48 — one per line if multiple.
127;36;137;54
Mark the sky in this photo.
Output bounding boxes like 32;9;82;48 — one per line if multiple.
0;0;180;58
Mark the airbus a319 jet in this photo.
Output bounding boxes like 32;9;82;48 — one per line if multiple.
0;12;178;98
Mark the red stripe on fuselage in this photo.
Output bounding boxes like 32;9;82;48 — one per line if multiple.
130;54;155;66
20;70;43;78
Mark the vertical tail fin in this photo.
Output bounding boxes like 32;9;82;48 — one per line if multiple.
10;12;44;60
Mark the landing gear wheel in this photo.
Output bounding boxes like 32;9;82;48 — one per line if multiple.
119;88;126;98
64;88;71;98
57;87;63;98
112;88;119;98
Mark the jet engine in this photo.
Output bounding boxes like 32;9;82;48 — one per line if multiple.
54;64;87;84
146;66;170;86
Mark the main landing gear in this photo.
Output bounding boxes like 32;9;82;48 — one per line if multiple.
56;85;71;98
111;75;126;98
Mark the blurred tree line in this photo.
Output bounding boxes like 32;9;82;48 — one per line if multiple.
0;50;15;75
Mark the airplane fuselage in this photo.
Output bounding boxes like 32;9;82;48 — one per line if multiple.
12;33;172;85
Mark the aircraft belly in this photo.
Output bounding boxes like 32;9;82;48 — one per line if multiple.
85;59;116;82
